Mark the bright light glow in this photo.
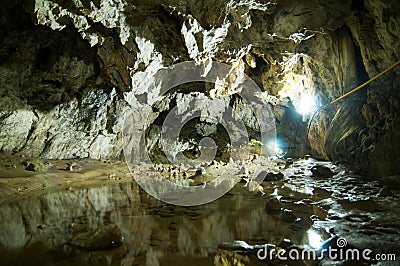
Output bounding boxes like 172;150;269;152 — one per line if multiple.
307;230;324;249
267;139;285;156
296;93;317;116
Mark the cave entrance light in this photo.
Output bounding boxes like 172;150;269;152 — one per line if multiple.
277;53;319;117
296;92;318;116
267;138;286;158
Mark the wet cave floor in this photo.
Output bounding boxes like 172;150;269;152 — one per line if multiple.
0;153;399;266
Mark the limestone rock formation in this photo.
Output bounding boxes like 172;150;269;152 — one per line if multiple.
0;0;399;177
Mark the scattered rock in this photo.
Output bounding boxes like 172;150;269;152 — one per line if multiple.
107;173;116;180
311;165;333;178
171;170;179;178
217;240;278;261
265;172;284;181
17;186;28;192
66;162;81;171
280;209;298;223
23;160;50;172
25;163;35;171
251;154;258;163
285;158;294;168
294;169;304;175
277;238;293;250
377;186;393;197
217;240;254;252
237;166;249;175
69;224;123;250
265;198;282;213
344;213;372;223
327;213;342;220
5;164;17;169
313;187;333;200
247;180;265;196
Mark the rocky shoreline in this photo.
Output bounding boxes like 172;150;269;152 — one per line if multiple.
0;153;399;265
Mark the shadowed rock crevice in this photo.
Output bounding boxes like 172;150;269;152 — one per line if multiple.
0;25;102;111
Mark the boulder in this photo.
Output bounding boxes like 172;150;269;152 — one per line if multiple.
69;224;123;250
265;198;282;213
310;165;333;179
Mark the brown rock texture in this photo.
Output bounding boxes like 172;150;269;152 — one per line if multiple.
0;0;399;177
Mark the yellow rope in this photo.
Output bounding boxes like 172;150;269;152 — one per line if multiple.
329;59;400;105
307;59;400;137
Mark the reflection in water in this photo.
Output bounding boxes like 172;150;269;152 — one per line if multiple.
307;229;324;249
1;158;400;265
0;181;315;266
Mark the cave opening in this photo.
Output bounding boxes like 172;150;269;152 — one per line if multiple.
144;87;265;165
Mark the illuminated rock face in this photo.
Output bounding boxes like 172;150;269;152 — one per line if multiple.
0;0;399;176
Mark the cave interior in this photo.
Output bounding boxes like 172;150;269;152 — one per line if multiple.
0;0;399;265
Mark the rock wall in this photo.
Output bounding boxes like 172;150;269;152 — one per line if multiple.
0;0;399;177
346;0;400;177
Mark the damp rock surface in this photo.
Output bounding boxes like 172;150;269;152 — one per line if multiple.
0;0;398;178
0;156;398;265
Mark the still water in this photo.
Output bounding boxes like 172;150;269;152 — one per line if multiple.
0;180;319;266
1;158;399;265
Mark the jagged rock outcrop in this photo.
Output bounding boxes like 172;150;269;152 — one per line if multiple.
0;0;399;177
